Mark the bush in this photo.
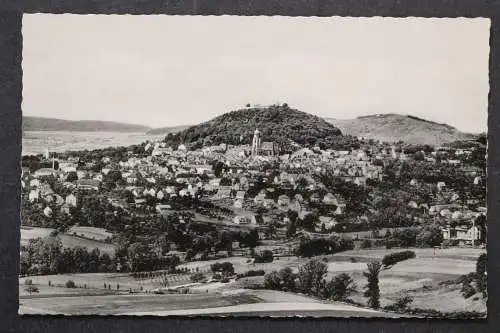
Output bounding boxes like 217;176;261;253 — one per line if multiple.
323;273;357;301
461;282;476;299
456;272;477;285
190;272;206;282
264;271;281;290
297;259;328;296
24;285;39;295
382;251;416;267
296;236;354;257
254;250;274;263
442;239;459;247
391;296;413;311
210;262;234;275
65;280;76;288
237;270;266;279
361;239;372;249
476;253;487;297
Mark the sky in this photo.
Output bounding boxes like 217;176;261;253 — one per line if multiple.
22;15;490;133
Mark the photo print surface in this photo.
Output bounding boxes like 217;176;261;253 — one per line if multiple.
19;14;489;318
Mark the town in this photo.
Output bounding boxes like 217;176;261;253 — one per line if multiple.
19;106;487;317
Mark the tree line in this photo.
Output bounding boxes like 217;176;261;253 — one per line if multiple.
20;237;115;276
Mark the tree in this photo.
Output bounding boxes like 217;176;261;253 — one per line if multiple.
127;242;149;272
300;212;319;232
59;248;75;274
279;267;296;292
297;259;328;296
20;252;30;276
25;285;39;295
213;161;225;178
66;171;78;182
416;225;443;247
286;211;298;238
65;280;76;288
476;253;487;297
325;273;356;301
264;271;282;290
88;248;101;272
106;170;122;183
239;229;259;248
210;262;234;276
363;261;382;309
413;151;425;161
475;214;487;244
265;220;279;239
254;249;274;263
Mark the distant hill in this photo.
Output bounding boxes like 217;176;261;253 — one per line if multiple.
23;116;151;133
146;125;191;135
325;113;477;146
163;105;343;150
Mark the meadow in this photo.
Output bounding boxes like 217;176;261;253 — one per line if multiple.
21;226;116;256
18;246;485;316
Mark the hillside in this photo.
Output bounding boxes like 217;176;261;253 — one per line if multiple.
326;114;477;146
147;125;191;135
23;116;151;133
163;105;343;150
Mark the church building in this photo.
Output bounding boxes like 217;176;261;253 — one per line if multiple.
251;128;279;156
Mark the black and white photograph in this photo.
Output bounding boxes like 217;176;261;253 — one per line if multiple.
18;14;489;318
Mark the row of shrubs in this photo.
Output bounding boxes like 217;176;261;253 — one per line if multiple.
382;251;416;267
236;270;266;279
295;236;355;258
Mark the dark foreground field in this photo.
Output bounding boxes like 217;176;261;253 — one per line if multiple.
19;289;397;317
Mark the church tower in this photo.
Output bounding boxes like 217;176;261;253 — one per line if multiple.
251;128;261;155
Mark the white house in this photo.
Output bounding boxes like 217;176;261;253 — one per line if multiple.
437;182;446;191
34;168;56;178
30;179;40;188
43;206;53;217
277;195;291;207
156;190;165;200
233;215;256;225
442;225;481;246
65;193;77;207
323;193;339;206
28;190;39;203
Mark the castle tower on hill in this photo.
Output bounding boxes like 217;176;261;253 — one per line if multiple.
251;128;262;156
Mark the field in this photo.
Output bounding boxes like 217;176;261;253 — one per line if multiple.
67;226;113;241
18;247;486;316
21;226;116;256
20;226;54;244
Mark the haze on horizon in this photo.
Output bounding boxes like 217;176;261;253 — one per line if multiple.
22;15;490;133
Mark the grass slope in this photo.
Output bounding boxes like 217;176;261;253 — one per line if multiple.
326;114;477;146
